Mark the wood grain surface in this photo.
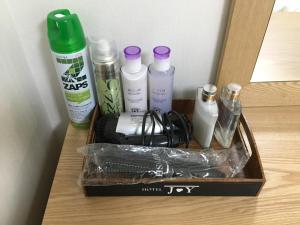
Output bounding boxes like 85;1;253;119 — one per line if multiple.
241;82;300;107
251;13;300;82
215;1;300;106
216;0;275;89
42;106;300;225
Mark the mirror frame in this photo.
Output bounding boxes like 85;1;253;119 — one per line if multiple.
216;0;300;106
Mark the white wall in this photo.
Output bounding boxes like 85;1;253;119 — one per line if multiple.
0;1;64;225
1;0;229;224
274;0;300;12
7;0;229;101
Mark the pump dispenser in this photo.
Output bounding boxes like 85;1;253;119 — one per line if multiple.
121;46;147;113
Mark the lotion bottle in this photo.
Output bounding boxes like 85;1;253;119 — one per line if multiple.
148;46;175;113
192;84;218;148
121;46;147;113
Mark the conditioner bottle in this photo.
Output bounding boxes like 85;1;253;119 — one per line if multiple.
121;46;147;113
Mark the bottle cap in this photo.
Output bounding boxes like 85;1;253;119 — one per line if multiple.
124;46;141;60
123;46;142;73
153;46;171;59
153;46;171;71
201;84;217;102
89;36;118;63
47;9;85;53
225;83;242;101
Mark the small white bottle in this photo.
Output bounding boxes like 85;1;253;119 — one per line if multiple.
121;46;147;113
192;84;218;148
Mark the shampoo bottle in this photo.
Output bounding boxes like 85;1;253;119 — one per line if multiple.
47;9;96;128
148;46;175;113
121;46;147;113
192;84;218;148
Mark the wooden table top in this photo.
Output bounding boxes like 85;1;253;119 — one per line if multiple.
42;106;300;225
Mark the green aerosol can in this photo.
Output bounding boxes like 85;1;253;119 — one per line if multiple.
47;9;96;128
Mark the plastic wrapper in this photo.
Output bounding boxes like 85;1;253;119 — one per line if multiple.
78;142;250;186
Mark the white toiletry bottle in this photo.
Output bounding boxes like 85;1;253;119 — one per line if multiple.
148;46;175;113
121;46;147;113
192;84;218;148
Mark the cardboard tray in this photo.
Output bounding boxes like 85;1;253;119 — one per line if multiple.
83;100;265;196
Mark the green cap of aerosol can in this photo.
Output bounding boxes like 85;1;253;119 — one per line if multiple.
47;9;96;128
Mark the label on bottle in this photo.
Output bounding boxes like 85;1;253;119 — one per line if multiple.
51;47;96;124
116;113;163;135
217;101;240;131
149;68;174;113
97;76;123;114
126;87;146;112
122;69;147;113
215;100;240;147
192;97;218;148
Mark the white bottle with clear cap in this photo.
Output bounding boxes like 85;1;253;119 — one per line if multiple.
192;84;218;148
121;46;147;113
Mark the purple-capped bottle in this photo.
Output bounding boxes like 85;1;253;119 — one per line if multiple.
121;46;148;113
148;46;175;113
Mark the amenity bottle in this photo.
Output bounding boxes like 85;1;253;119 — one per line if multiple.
148;46;175;113
121;46;147;113
192;84;218;148
214;83;242;148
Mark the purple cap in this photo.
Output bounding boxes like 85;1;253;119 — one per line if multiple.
124;46;141;60
153;46;171;60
